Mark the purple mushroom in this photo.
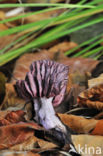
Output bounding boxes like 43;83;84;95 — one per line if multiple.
15;60;72;144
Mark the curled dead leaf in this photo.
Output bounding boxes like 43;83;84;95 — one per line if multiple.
78;84;103;110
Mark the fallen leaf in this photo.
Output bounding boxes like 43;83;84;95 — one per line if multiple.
91;120;103;135
10;136;57;151
0;11;8;30
5;110;26;123
58;113;97;134
0;122;40;150
24;9;64;24
0;110;26;126
78;84;103;110
0;118;10;126
61;57;98;74
0;110;11;118
0;35;17;50
0;23;8;30
49;41;78;54
0;11;5;19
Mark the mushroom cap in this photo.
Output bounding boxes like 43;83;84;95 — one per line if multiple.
15;60;69;106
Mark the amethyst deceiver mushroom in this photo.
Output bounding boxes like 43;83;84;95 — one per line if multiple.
15;60;77;149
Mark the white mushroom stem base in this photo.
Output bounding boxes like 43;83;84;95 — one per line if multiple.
34;97;66;133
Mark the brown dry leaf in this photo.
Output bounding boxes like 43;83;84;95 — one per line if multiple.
91;120;103;135
61;57;98;74
24;9;64;24
0;11;8;30
58;113;97;134
0;110;26;126
49;41;78;54
72;135;103;156
10;135;57;151
78;84;103;110
88;73;103;88
5;110;26;123
0;83;25;110
0;35;17;50
0;11;5;19
0;122;40;150
0;23;8;30
0;110;11;118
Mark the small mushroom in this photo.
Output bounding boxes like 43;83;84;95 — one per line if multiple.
15;60;77;150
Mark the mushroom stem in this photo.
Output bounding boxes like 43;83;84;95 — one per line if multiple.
33;97;66;133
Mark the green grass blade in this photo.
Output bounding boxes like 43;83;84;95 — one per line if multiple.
0;3;95;9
